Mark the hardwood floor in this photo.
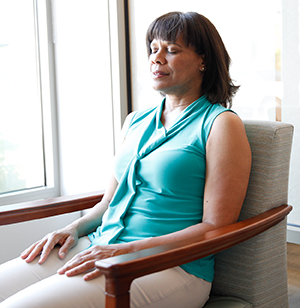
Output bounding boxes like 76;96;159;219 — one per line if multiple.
287;243;300;288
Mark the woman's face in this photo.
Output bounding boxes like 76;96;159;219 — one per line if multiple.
149;35;205;99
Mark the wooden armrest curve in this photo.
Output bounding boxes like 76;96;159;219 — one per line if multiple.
0;191;104;226
96;204;292;298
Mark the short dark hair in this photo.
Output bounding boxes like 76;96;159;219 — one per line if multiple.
146;11;239;108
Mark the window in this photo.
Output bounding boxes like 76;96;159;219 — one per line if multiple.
0;0;58;205
0;0;129;265
0;0;45;194
0;0;128;206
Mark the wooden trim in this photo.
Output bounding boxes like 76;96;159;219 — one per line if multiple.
0;191;104;225
95;204;292;308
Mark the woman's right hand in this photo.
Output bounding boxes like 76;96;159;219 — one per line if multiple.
20;226;79;264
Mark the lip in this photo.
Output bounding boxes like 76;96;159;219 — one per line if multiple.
152;70;169;78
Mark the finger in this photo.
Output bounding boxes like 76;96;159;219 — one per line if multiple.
20;242;38;259
38;233;66;264
38;239;59;264
24;240;47;263
58;236;76;259
83;268;102;281
57;255;84;274
57;250;92;274
64;260;95;277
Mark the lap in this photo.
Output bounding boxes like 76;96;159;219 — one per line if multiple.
131;267;211;308
0;271;106;308
0;236;91;302
0;237;211;308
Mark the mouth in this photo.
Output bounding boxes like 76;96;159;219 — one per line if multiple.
152;70;169;78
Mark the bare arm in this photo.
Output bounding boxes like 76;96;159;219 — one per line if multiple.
202;112;252;227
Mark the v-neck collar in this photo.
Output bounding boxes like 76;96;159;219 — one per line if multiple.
156;96;209;132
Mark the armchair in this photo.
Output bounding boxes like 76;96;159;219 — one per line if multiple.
0;120;294;308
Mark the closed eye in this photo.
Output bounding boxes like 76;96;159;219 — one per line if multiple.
150;48;158;54
150;48;178;55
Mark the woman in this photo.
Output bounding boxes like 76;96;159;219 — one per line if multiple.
0;12;251;308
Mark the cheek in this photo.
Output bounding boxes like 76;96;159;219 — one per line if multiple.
185;63;202;80
173;64;200;82
170;62;186;77
172;57;199;74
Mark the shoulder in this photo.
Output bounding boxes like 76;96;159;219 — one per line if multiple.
207;111;250;160
200;100;235;143
209;111;245;138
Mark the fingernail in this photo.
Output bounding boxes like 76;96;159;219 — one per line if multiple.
60;252;66;259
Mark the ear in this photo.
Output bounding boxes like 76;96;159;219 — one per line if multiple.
199;55;206;72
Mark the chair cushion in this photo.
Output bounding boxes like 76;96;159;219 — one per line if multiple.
204;296;253;308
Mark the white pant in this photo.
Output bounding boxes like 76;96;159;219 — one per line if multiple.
0;237;211;308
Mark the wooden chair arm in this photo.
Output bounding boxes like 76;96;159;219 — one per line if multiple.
95;204;292;308
0;191;104;226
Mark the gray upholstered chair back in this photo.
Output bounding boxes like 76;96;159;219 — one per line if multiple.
211;120;294;308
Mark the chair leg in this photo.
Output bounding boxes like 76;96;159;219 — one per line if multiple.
105;291;130;308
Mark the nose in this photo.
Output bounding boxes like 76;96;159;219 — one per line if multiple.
150;50;166;65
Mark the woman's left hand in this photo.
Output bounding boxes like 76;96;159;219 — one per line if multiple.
57;244;129;281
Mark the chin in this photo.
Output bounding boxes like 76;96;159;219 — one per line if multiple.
152;85;168;96
153;88;167;97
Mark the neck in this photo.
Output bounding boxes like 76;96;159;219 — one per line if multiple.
161;95;201;130
164;93;201;112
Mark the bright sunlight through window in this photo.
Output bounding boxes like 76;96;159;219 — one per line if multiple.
0;0;45;195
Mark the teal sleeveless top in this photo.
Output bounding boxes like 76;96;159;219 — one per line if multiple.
88;96;231;282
